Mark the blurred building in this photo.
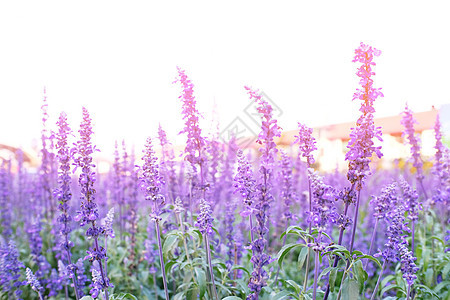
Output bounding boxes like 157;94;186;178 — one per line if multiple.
275;106;448;172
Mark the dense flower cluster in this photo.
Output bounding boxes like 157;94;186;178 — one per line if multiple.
308;169;337;236
140;137;165;220
73;108;111;297
346;42;383;190
245;86;281;299
26;267;43;296
174;67;205;167
0;161;12;238
294;122;317;166
400;179;420;222
0;241;25;299
401;104;424;181
234;149;256;216
432;114;450;204
379;205;409;263
280;150;295;222
371;183;398;220
196;198;214;235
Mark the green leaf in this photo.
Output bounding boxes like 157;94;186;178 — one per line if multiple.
194;267;206;299
442;261;450;279
341;278;359;300
415;284;440;299
163;234;179;255
380;284;401;298
297;246;309;270
80;297;95;300
222;297;243;300
430;236;445;245
164;259;177;275
277;243;304;268
286;279;302;295
111;293;138;300
353;260;367;293
355;255;382;269
329;267;338;293
231;265;251;276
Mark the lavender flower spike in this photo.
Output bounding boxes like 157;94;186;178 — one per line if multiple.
139;137;169;300
244;86;281;300
26;268;44;300
73;107;111;299
54;111;80;300
401;104;428;199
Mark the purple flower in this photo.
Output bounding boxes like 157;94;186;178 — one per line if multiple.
378;205;409;263
0;161;12;238
158;124;178;202
279;150;296;222
308;169;338;235
346;42;383;190
398;243;419;286
432;113;450;204
54;112;75;253
294;122;317;167
73;107;100;228
371;183;398;220
196;198;214;235
234;149;256;216
244;86;280;299
174;67;206;167
400;179;421;222
73;107;111;295
140;137;165;220
0;241;25;299
26;267;43;295
401;104;424;181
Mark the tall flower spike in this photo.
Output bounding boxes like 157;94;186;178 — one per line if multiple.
53;111;80;300
26;268;44;299
346;42;383;190
174;67;205;167
401;104;424;181
294;122;317;167
73;107;111;299
196;198;213;235
432;113;450;204
234;149;256;217
244;86;281;300
0;241;25;299
139;137;169;300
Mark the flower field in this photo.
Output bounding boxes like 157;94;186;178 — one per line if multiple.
0;43;449;300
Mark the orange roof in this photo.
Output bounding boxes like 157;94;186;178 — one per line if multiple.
278;109;438;144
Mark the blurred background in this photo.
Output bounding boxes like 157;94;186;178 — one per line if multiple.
1;0;449;171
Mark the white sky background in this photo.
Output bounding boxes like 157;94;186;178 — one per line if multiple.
1;1;449;157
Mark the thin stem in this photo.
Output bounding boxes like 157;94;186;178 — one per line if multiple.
365;218;379;269
370;260;386;300
93;237;109;300
323;201;351;300
249;212;255;243
65;244;80;300
349;188;362;253
205;236;219;300
38;292;44;300
64;285;69;300
312;250;320;300
407;283;411;300
153;272;158;299
175;212;197;286
274;221;289;284
155;220;170;300
417;178;428;200
303;178;313;291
